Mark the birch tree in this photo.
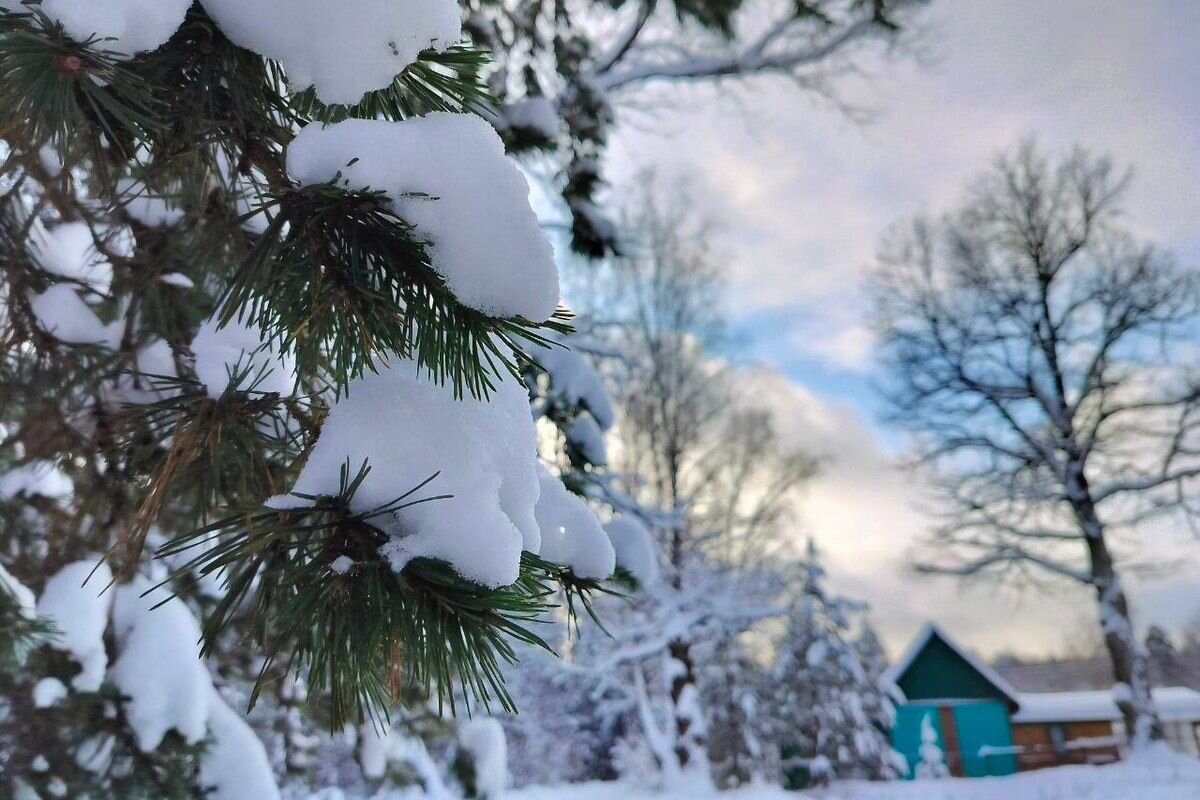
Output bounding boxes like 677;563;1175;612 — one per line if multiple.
871;140;1200;747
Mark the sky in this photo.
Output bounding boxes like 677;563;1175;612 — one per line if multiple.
603;0;1200;659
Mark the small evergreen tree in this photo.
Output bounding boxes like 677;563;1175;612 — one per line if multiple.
775;542;902;788
702;637;777;789
915;713;949;780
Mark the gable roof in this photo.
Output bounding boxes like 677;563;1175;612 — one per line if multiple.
883;622;1022;707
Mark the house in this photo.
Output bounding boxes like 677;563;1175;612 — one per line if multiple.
884;623;1200;778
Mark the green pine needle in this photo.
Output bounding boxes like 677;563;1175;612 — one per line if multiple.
219;181;571;398
154;462;568;729
294;46;496;123
0;10;164;155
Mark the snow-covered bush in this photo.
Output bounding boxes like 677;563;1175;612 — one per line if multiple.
915;713;950;780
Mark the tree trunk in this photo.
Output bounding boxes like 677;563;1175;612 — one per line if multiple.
667;638;709;779
1077;497;1163;748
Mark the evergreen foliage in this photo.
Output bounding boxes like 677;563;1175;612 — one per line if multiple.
0;0;925;793
775;542;902;788
0;1;608;792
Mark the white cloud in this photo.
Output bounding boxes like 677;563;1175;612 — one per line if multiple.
790;322;875;373
736;366;1200;659
606;0;1200;372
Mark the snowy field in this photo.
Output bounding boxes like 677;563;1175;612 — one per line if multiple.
508;746;1200;800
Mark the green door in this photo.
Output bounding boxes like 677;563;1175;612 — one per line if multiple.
892;704;941;779
952;701;1018;777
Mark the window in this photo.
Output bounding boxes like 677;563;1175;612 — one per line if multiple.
1048;723;1066;754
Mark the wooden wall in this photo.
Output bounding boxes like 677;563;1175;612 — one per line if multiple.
1010;721;1121;771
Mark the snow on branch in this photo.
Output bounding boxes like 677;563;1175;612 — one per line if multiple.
590;0;922;93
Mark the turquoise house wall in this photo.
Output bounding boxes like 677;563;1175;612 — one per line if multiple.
890;629;1019;778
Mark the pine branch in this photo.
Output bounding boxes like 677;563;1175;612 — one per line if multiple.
0;579;54;672
293;46;496;124
107;369;300;578
0;10;164;157
219;180;571;397
154;462;569;728
132;6;295;164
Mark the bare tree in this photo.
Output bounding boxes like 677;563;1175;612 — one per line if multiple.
467;0;929;257
870;140;1200;747
598;183;815;780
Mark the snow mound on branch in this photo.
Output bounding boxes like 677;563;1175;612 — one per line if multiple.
201;686;281;800
566;414;607;464
33;677;67;708
191;315;296;399
534;468;615;579
286;115;559;322
602;515;659;586
199;0;461;105
459;718;508;799
359;720;392;779
270;361;541;587
159;272;194;289
0;562;36;618
0;461;72;501
35;560;112;691
5;0;192;56
108;581;211;751
27;220;116;293
29;284;119;347
500;97;562;139
119;338;180;404
117;178;185;228
531;337;614;429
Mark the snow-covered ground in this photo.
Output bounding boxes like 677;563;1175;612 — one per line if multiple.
509;745;1200;800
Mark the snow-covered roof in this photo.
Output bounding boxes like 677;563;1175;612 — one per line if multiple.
1012;687;1200;724
883;622;1023;706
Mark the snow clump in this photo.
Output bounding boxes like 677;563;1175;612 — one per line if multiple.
269;360;541;588
603;515;659;586
191;314;297;399
199;0;461;105
534;467;615;579
35;561;112;691
286;115;559;322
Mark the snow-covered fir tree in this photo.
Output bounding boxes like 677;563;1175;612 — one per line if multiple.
702;637;777;790
774;542;902;789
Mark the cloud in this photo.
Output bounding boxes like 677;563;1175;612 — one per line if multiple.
605;0;1200;374
789;322;876;373
734;366;1200;659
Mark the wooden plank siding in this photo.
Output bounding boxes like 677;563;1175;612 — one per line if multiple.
1009;721;1121;771
937;706;964;777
